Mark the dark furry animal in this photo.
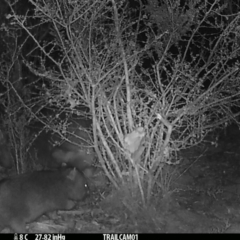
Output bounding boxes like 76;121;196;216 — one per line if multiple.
51;149;107;190
0;168;88;232
82;166;107;191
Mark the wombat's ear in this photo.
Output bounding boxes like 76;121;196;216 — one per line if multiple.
66;167;77;180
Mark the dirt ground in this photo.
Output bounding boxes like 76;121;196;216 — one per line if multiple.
4;124;240;233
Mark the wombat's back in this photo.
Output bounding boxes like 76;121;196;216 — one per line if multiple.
0;168;88;232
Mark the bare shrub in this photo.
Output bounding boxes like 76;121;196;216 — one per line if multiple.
0;20;35;173
3;0;240;204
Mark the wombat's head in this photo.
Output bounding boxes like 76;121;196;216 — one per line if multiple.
83;167;108;191
64;168;89;200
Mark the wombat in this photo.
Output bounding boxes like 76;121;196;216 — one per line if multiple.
82;166;107;191
0;168;88;232
52;148;107;189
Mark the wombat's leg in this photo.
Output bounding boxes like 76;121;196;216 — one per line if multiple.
65;199;76;210
10;220;26;233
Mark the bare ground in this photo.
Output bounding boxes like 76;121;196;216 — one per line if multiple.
3;124;240;233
